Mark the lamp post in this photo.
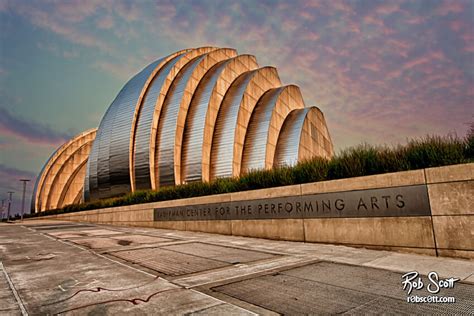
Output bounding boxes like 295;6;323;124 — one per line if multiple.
1;199;4;220
7;191;13;222
19;179;30;221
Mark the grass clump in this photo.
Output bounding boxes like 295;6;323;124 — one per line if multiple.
26;133;473;218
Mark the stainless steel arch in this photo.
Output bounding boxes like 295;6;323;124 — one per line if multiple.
86;49;191;201
156;55;208;187
32;129;96;213
242;88;282;173
57;160;88;208
274;108;310;167
38;130;95;211
298;107;334;160
181;60;230;184
132;53;187;191
181;55;259;183
45;142;92;210
173;48;237;184
148;47;218;189
86;59;164;201
210;67;281;179
31;147;59;213
129;50;191;191
241;85;305;173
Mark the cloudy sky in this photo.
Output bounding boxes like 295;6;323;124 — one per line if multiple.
0;0;473;215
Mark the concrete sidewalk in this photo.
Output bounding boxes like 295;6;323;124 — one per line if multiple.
0;220;473;315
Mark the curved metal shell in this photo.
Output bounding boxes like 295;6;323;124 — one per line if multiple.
155;48;237;187
86;59;164;200
173;49;238;186
241;85;305;173
132;48;217;192
274;107;334;167
132;53;187;191
148;48;237;186
45;142;92;210
129;50;191;190
36;46;335;209
210;67;281;179
31;147;59;213
85;49;191;201
182;55;258;183
156;55;207;187
147;47;218;189
32;129;96;213
274;108;309;167
298;107;334;160
57;161;88;208
181;60;230;184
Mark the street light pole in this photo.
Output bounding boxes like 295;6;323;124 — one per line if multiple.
19;179;30;221
1;199;4;220
7;191;14;222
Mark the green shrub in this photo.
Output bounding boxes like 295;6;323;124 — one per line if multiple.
29;134;473;218
403;135;467;169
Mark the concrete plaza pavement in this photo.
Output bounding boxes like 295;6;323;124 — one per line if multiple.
1;220;473;315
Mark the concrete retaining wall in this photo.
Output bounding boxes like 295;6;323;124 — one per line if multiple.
33;163;473;259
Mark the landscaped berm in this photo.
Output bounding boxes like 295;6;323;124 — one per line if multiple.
31;46;334;213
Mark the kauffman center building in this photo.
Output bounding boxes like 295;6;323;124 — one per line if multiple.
32;47;334;213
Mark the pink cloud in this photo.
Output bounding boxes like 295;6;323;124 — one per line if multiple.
405;16;426;25
299;10;315;21
435;1;464;16
405;16;425;25
374;3;400;15
331;0;354;14
387;39;412;57
54;0;100;22
92;60;137;80
364;15;385;27
464;44;474;53
37;41;79;59
97;15;114;29
18;6;113;53
450;20;463;32
0;107;73;146
362;63;380;72
461;32;474;48
303;31;320;41
114;1;141;22
402;51;446;71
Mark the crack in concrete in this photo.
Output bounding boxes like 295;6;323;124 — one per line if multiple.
54;288;182;314
43;276;161;306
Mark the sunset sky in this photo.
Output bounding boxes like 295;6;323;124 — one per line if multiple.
1;0;473;214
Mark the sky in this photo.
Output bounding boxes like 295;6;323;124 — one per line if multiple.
0;0;473;215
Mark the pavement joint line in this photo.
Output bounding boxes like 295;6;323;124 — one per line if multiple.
189;288;258;315
331;256;474;282
278;267;404;301
338;296;380;314
97;240;193;255
41;231;158;278
192;240;286;256
0;262;29;316
40;233;65;242
93;252;157;278
175;257;320;289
